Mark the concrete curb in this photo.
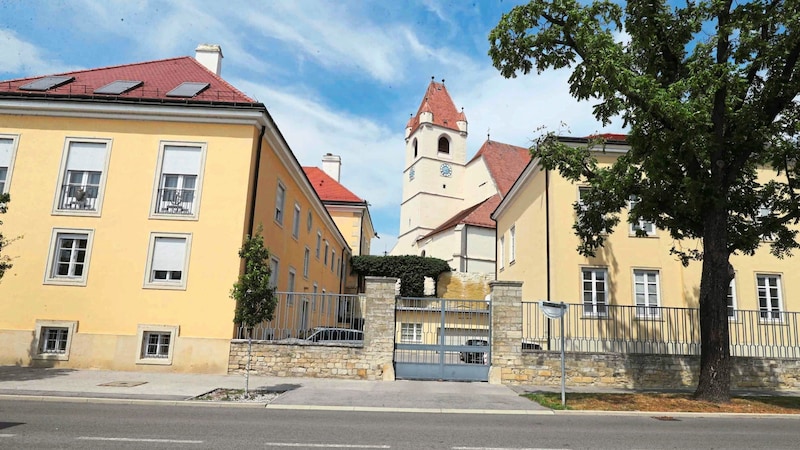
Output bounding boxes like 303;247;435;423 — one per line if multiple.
552;409;800;419
265;404;554;415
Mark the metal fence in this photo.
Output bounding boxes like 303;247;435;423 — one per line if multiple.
522;302;800;358
235;292;364;341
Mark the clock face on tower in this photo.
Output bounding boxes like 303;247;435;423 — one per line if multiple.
440;163;452;177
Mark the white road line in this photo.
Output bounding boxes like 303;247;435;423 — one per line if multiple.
264;444;390;449
77;436;203;444
0;434;16;438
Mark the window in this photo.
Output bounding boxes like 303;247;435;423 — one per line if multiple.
757;274;783;321
498;236;505;270
54;139;111;214
33;320;77;361
152;143;205;218
303;247;310;278
275;182;286;224
727;279;737;319
269;256;280;288
331;250;336;272
324;241;329;266
287;268;296;306
412;138;418;158
0;135;19;195
316;231;322;259
437;136;450;154
509;225;516;263
628;195;655;236
582;268;608;316
757;205;776;241
136;324;178;365
401;323;423;343
307;211;313;233
144;233;191;290
44;228;94;286
633;269;660;317
292;203;301;238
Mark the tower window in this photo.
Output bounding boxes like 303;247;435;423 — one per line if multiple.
438;137;450;154
413;138;418;158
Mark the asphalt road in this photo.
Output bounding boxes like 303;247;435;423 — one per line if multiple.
0;399;798;449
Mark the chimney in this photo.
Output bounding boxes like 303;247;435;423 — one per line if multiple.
322;153;341;182
195;44;223;76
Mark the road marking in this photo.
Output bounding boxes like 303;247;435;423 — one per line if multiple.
264;444;390;449
77;436;202;444
453;447;570;450
0;434;16;438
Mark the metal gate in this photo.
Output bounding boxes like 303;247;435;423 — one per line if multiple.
394;296;491;381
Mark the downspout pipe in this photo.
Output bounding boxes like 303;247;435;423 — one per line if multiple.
247;125;267;236
545;168;552;350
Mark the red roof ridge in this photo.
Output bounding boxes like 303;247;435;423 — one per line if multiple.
303;167;364;203
406;80;464;135
4;56;190;83
419;195;499;240
468;139;532;196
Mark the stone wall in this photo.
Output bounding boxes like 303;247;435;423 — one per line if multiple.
228;277;397;381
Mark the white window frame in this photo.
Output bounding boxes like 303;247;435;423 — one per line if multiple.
0;134;20;195
52;138;112;217
135;324;179;365
727;278;738;320
287;268;296;306
316;231;322;259
757;205;776;241
331;249;336;272
509;225;516;264
149;142;207;220
324;241;329;266
498;235;505;270
143;232;192;290
44;228;95;286
628;195;656;236
581;267;608;317
292;203;301;238
307;211;313;233
33;319;77;361
633;269;661;318
275;181;286;225
756;273;783;322
269;256;280;289
401;323;423;343
303;247;310;278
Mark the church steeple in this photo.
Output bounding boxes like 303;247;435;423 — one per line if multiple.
405;78;467;138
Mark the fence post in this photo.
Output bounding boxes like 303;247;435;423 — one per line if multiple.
364;276;398;381
489;280;523;385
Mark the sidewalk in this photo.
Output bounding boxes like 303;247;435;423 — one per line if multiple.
0;366;548;413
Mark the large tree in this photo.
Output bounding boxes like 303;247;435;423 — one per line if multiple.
489;0;800;402
0;193;10;281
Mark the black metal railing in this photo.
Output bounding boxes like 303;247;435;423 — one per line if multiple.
155;188;195;215
523;302;800;358
58;184;99;210
235;292;364;341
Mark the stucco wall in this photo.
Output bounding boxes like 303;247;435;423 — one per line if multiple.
437;271;492;299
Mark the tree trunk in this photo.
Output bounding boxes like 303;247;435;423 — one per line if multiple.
693;209;732;403
245;330;252;398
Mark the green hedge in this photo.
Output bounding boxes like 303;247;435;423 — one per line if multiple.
350;255;451;297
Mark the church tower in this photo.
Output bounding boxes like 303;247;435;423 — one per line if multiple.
391;78;468;255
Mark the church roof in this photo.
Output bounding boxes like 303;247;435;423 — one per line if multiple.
470;140;532;196
419;195;501;241
0;56;255;104
303;167;365;204
406;80;464;134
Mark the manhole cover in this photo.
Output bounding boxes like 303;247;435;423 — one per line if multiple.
98;381;147;388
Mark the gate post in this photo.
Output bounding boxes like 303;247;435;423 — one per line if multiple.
364;276;398;381
488;280;523;385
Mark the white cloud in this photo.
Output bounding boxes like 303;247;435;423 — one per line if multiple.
0;29;81;76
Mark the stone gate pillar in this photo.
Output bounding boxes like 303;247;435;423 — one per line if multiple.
488;280;523;384
364;276;398;381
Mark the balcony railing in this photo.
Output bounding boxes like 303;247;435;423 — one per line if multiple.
523;302;800;358
155;188;195;215
58;184;99;210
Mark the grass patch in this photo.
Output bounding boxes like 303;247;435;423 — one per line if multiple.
523;392;800;414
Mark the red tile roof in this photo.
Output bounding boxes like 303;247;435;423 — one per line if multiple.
585;133;627;142
469;140;532;196
420;195;500;240
303;167;364;203
406;80;464;134
0;56;254;104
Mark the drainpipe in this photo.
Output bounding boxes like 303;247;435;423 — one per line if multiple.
247;125;267;236
545;168;552;350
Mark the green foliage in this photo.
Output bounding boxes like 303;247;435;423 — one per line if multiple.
489;0;800;402
231;227;277;330
524;392;571;410
0;193;11;281
350;255;451;297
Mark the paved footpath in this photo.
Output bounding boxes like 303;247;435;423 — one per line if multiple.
0;366;547;413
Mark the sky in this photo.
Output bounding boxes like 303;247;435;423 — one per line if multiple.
0;0;623;254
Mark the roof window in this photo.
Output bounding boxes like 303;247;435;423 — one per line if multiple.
19;76;75;91
166;82;210;98
94;80;143;95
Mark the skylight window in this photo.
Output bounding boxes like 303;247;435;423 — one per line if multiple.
19;76;75;91
94;80;143;95
166;82;210;98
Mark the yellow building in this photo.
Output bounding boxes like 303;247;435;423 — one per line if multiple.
493;135;800;350
0;45;350;373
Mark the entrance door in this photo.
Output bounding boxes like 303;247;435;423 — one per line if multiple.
394;297;491;381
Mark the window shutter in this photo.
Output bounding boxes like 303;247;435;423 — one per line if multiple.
66;142;106;172
152;237;187;271
162;146;201;174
